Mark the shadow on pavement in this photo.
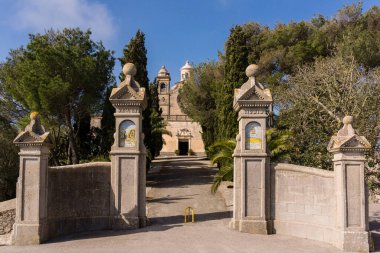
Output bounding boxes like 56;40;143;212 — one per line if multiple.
149;211;232;226
45;210;232;245
147;194;198;204
147;161;217;189
45;224;183;244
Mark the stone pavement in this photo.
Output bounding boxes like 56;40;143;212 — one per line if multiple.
2;157;379;253
370;203;380;252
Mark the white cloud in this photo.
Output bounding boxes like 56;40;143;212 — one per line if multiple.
11;0;116;42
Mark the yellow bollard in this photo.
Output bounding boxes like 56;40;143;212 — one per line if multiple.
184;207;195;223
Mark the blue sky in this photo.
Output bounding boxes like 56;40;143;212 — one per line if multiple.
0;0;378;83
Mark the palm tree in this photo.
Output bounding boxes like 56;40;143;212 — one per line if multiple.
209;128;293;193
209;139;236;193
266;128;293;162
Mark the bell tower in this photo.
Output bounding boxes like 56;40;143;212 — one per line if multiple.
157;66;171;116
180;60;193;81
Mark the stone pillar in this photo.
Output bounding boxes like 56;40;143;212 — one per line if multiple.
328;116;371;252
229;64;273;234
109;63;147;229
12;112;52;245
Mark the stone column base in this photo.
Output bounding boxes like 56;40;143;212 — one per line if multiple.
336;231;369;252
112;215;140;230
229;219;272;234
12;223;47;245
139;216;148;227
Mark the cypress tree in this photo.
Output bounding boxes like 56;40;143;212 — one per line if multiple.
218;25;249;140
119;30;149;88
119;30;156;164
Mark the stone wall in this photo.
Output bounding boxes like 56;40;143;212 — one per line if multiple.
271;163;337;245
0;198;16;235
46;162;111;239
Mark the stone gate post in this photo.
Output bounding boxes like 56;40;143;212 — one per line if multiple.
12;112;52;245
229;64;273;234
328;116;371;252
109;63;147;229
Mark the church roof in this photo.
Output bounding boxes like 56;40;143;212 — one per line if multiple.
158;65;169;77
180;61;193;70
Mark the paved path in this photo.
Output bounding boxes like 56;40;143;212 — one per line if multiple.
2;157;377;253
370;204;380;252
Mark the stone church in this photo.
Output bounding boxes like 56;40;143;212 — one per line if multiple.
156;61;205;156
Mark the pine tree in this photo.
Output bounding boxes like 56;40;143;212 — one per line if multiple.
0;28;115;164
218;25;249;140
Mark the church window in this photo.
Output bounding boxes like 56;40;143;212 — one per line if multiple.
160;83;166;92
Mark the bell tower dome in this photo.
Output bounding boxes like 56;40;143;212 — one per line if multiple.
180;60;193;81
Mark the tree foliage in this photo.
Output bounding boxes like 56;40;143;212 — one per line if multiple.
266;128;293;162
119;30;149;88
279;55;380;169
0;28;115;165
0;118;18;201
178;3;380;191
119;30;165;162
149;81;169;157
218;25;249;140
240;4;380;92
209;139;236;193
179;61;224;151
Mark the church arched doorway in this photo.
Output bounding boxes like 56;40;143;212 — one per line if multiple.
177;128;192;155
178;139;189;155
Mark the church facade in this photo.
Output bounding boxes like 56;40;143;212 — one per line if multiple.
156;61;205;156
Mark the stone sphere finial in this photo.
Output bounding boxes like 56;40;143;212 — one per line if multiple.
343;115;353;125
337;115;355;137
123;63;137;77
245;64;259;78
